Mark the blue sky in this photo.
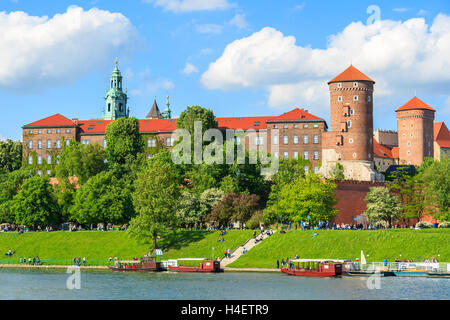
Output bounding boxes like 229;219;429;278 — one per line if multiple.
1;0;450;140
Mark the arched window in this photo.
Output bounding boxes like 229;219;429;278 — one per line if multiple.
108;103;111;112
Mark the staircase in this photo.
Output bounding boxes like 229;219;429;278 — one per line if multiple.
220;230;275;267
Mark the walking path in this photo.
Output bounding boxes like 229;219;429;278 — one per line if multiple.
220;230;276;267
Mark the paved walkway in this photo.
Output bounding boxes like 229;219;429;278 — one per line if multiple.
220;230;276;267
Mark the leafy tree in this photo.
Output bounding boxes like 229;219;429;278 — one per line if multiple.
128;161;181;251
363;187;403;226
11;176;60;226
421;158;450;221
0;169;34;223
53;179;77;222
105;117;144;165
207;193;260;226
176;192;203;227
176;105;218;138
0;139;22;173
199;188;225;214
56;140;106;184
278;173;338;224
220;175;239;194
70;171;135;225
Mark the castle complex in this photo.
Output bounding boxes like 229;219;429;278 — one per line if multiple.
22;62;449;180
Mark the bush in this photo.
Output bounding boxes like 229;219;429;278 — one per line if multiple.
246;211;264;230
438;221;450;228
415;221;434;229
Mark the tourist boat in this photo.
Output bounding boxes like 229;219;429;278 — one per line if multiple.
426;272;450;278
108;257;163;272
280;259;343;277
167;258;222;273
346;270;396;277
392;271;429;277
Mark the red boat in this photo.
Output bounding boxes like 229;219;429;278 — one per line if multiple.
109;257;163;272
281;259;343;277
167;258;222;273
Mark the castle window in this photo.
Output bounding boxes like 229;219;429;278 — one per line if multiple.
353;153;357;158
234;137;241;145
37;155;42;164
28;155;33;164
37;170;42;176
354;82;358;87
38;140;42;149
66;129;71;133
166;137;174;147
38;130;42;134
337;83;342;88
147;138;156;148
103;140;107;148
273;136;278;145
108;104;111;112
368;96;372;102
56;129;61;134
407;151;411;155
314;166;319;174
28;140;33;149
304;166;309;174
283;152;288;159
274;152;279;158
47;129;52;134
28;130;33;134
47;155;51;164
273;125;278;129
56;140;61;148
408;141;411;146
46;170;51;175
47;140;52;149
314;134;319;144
294;124;298;128
353;96;359;101
283;136;288;144
303;135;308;144
293;135;298;144
283;124;288;129
294;151;299;159
347;120;352;128
119;103;123;112
303;124;309;128
303;151;309;160
338;96;343;102
66;140;70;146
255;136;263;146
314;151;319;160
350;109;354;115
349;138;354;144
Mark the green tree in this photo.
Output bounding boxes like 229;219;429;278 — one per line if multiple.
105;117;144;165
176;191;203;227
0;169;34;223
278;174;338;224
11;176;60;227
0;139;22;173
56;140;106;184
207;193;260;226
363;187;403;226
199;188;225;216
128;162;181;251
421;158;450;221
70;171;135;225
176;105;218;138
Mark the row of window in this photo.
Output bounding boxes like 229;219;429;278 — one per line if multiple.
28;139;70;149
273;150;320;161
272;134;319;145
272;123;320;129
27;129;71;134
337;95;371;102
28;155;59;165
36;170;52;176
147;137;174;147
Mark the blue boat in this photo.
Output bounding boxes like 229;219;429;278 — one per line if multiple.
392;271;428;277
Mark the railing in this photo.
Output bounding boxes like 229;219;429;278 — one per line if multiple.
358;262;449;272
0;259;114;267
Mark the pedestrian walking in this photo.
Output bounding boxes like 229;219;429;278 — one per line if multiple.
276;259;280;269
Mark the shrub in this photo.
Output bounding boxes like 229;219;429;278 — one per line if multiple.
415;221;434;229
438;221;450;228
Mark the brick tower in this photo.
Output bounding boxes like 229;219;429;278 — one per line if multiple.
320;65;383;181
396;97;435;165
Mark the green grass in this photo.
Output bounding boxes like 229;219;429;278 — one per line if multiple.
228;229;450;268
0;230;252;265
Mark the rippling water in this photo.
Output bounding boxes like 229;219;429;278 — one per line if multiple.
0;268;448;300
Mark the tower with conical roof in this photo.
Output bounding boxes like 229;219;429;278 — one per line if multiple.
319;65;384;181
102;58;129;120
146;99;163;119
396;97;435;165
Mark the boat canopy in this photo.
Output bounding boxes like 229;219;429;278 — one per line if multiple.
291;259;347;263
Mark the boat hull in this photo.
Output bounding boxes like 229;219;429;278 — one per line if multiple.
108;266;163;272
393;271;428;277
346;271;395;277
167;260;222;273
281;268;338;278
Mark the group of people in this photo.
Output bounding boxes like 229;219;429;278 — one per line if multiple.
224;248;232;258
19;256;41;265
72;256;87;266
4;249;15;256
276;255;299;269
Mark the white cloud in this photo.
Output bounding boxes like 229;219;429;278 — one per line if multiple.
229;13;248;30
0;6;139;93
201;15;450;112
195;23;223;34
295;2;306;11
393;8;408;12
146;0;232;13
418;10;428;16
0;134;6;142
182;62;199;75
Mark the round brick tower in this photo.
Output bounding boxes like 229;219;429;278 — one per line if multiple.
327;65;375;162
396;97;435;166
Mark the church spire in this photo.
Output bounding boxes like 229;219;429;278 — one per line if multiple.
103;58;128;120
164;94;172;119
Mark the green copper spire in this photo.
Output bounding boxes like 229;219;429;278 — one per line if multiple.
102;58;129;120
164;94;172;119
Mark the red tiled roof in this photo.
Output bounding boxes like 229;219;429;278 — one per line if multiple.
269;108;325;122
434;122;450;148
328;65;375;84
373;140;396;159
78;120;113;134
23;114;76;127
396;97;436;112
140;118;177;132
391;147;399;159
217;116;273;130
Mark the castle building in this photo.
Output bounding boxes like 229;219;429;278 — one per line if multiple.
319;65;383;181
102;59;129;120
396;97;435;165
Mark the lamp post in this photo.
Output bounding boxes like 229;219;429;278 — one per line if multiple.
276;196;279;231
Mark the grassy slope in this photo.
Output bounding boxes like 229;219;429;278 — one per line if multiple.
228;229;450;268
0;230;252;264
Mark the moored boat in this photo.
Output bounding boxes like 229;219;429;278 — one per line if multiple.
281;259;343;277
167;258;222;273
109;257;163;272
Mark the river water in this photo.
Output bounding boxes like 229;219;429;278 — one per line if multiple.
0;268;448;300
